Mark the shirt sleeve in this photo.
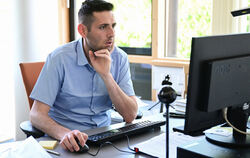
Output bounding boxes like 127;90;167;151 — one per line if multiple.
30;53;64;107
117;55;135;97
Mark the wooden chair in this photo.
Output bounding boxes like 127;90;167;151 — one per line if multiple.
19;62;45;138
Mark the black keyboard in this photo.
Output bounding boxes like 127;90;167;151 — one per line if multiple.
87;120;166;145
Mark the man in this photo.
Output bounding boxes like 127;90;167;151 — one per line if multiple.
29;0;138;152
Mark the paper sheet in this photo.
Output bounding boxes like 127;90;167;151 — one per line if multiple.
0;136;52;158
204;126;232;137
134;132;202;158
135;97;149;107
0;133;12;143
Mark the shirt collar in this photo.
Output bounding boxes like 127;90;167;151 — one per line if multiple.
77;38;89;66
76;38;116;66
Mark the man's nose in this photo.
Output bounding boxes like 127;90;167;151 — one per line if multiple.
107;27;115;37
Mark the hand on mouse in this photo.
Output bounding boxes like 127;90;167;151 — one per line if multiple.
59;130;88;152
75;140;89;153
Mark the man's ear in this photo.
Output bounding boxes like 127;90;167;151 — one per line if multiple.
78;24;88;38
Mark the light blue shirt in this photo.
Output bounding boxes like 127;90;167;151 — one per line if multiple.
30;38;135;131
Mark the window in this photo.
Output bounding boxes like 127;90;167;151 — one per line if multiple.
65;0;250;100
164;0;212;58
240;0;250;32
74;0;152;56
108;0;152;99
73;0;154;99
69;0;190;100
69;0;250;59
177;0;212;58
110;0;152;55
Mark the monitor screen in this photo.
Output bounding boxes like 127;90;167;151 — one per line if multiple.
174;33;250;140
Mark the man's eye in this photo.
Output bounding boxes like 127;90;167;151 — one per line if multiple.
99;26;105;30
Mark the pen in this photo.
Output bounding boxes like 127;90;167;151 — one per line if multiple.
46;149;60;156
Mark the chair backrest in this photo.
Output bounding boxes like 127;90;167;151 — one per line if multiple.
19;62;45;109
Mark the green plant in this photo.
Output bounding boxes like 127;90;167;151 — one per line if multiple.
109;0;152;48
177;0;212;58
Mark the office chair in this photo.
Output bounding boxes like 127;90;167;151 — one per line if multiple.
19;62;45;138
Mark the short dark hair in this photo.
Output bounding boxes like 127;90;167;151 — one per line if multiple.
78;0;114;31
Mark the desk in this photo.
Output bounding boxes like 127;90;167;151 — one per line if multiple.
2;100;249;157
0;100;185;158
38;115;184;158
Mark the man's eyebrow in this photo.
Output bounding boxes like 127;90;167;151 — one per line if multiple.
99;23;116;26
99;23;109;27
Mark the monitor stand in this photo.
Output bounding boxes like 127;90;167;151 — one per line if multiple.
177;136;250;158
166;112;185;118
206;133;250;147
206;106;250;147
173;125;204;136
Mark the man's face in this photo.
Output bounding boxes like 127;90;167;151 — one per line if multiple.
85;11;116;52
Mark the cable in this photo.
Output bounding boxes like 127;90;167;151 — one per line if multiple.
148;101;160;110
125;135;135;152
125;135;158;158
148;100;176;111
87;141;135;156
222;108;250;135
86;135;158;157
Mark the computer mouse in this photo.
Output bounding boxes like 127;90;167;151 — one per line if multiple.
136;110;143;119
78;144;89;153
75;138;89;153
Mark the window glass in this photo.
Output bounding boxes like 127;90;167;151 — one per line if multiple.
108;0;151;51
130;63;152;100
75;0;152;56
177;0;212;58
247;13;250;32
247;1;250;32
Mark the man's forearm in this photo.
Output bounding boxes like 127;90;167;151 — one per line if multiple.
101;73;138;122
89;48;137;122
30;101;89;152
30;101;71;140
31;113;70;140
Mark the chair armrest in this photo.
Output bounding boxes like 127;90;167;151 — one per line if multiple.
20;120;45;138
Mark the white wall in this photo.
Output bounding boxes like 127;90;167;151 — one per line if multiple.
0;1;15;139
12;0;59;140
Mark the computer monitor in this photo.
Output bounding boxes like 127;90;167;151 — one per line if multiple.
174;33;250;147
